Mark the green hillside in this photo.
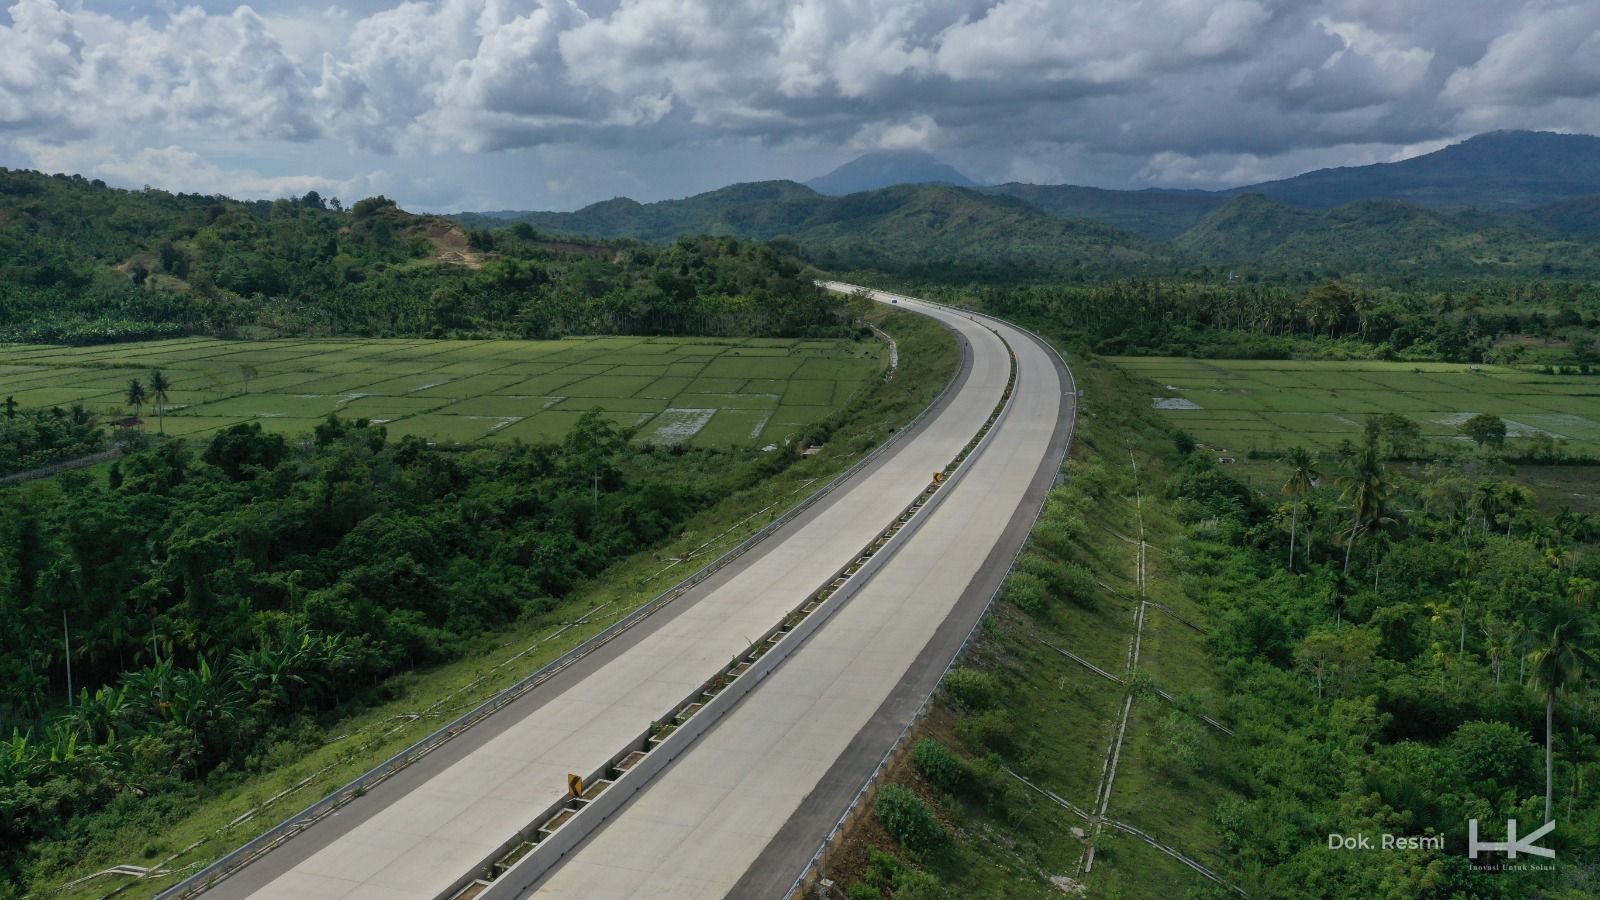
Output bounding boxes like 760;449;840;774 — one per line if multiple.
1525;196;1600;237
467;182;1162;277
983;182;1224;240
1174;194;1600;277
0;169;844;345
459;180;827;242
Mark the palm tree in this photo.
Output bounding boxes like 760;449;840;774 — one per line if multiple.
1282;447;1318;570
148;370;171;435
39;558;83;705
1526;602;1597;823
1559;727;1597;825
125;379;147;421
1337;439;1392;575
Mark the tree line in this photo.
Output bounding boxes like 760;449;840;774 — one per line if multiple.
0;168;848;345
904;278;1600;364
0;411;809;880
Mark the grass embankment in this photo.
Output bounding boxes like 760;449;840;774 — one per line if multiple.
32;302;956;900
819;352;1248;899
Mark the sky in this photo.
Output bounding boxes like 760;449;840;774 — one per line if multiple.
3;0;1599;212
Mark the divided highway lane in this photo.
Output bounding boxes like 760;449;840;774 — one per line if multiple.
528;288;1074;899
199;295;1013;900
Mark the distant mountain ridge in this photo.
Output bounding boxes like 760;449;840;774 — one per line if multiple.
456;181;1156;276
805;149;976;195
459;131;1600;278
1223;131;1600;210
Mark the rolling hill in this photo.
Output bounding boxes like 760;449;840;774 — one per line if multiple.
982;183;1225;240
464;181;1161;276
1173;193;1600;276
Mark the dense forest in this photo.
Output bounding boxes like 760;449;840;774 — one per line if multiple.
0;168;845;345
883;280;1593;365
895;278;1600;364
0;410;835;882
1171;423;1599;895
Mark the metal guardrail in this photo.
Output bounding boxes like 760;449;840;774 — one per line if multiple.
785;284;1079;899
462;328;1019;899
156;297;974;900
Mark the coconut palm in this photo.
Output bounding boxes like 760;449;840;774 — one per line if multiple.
1526;602;1597;823
1559;727;1597;825
125;379;147;420
1282;447;1318;570
1337;439;1393;575
148;369;171;434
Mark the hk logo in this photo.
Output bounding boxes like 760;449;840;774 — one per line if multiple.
1468;819;1555;859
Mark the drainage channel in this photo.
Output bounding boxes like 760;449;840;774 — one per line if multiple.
440;332;1019;900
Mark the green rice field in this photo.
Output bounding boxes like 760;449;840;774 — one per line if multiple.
1111;357;1600;455
0;335;886;446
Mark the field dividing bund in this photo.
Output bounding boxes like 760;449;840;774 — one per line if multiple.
0;335;885;447
1115;356;1600;456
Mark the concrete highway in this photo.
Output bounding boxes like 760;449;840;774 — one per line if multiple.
195;287;1055;900
527;287;1074;898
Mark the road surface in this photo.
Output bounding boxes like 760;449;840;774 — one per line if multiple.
526;287;1074;898
198;288;1038;900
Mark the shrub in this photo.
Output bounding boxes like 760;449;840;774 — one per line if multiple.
1059;561;1099;608
942;668;998;711
1017;553;1098;609
1031;517;1080;560
875;785;944;855
955;708;1017;755
912;738;965;792
856;850;941;899
1173;428;1197;455
1002;570;1048;615
1149;709;1205;774
1446;720;1536;786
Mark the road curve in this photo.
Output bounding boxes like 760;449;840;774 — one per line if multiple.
193;289;1023;900
524;286;1076;898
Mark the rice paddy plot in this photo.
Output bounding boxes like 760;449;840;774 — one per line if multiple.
1115;356;1600;459
0;334;884;447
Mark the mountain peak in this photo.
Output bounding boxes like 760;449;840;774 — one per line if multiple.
806;150;977;196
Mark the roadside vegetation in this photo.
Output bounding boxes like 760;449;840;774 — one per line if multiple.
824;330;1598;899
0;300;957;897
